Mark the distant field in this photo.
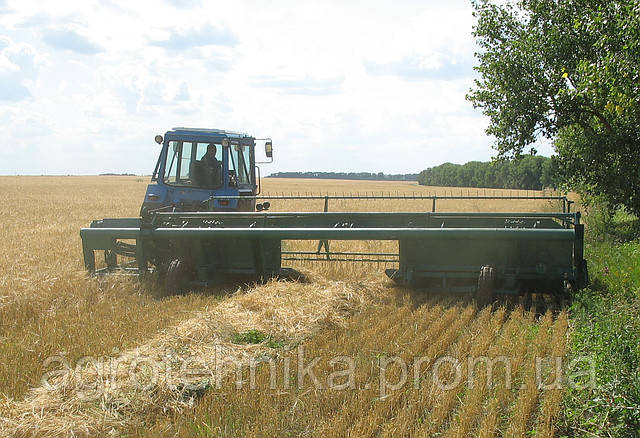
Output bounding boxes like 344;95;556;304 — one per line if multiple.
261;177;562;212
0;176;569;437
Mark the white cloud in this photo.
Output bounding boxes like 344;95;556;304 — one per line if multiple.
164;0;200;9
366;53;475;81
0;36;41;101
173;81;190;101
249;75;344;95
150;24;237;50
0;0;513;176
42;28;104;54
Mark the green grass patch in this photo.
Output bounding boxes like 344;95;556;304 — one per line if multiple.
583;202;640;243
232;329;286;349
560;234;640;436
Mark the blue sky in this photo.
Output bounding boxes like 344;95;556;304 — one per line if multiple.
0;0;553;175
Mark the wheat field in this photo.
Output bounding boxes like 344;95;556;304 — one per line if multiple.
0;176;569;437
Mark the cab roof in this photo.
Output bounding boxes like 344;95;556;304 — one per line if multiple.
166;127;253;141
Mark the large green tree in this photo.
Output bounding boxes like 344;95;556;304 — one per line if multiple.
468;0;640;214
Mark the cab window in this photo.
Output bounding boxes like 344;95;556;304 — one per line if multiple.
164;141;223;188
228;143;253;186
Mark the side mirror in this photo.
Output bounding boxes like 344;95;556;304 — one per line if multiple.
265;141;273;158
154;135;163;145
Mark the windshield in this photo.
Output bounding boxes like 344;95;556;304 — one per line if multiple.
228;143;253;186
163;141;223;188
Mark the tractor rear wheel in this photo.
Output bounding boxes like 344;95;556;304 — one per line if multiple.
578;259;589;289
477;265;496;307
165;258;189;295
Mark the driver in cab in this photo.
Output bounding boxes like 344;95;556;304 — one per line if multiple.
193;143;222;187
202;143;219;168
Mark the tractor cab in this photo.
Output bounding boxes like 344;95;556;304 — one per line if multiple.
141;127;272;217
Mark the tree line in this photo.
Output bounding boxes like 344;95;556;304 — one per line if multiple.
418;155;556;190
268;172;419;181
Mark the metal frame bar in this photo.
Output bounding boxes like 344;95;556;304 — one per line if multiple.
283;257;398;263
204;194;570;200
153;211;577;218
150;211;580;227
204;193;573;213
82;227;576;240
282;251;398;256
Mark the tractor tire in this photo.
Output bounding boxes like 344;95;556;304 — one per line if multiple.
477;265;496;307
522;292;533;310
568;260;589;292
165;258;189;295
104;249;117;270
579;260;589;289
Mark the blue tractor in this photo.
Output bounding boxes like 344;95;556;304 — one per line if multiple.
140;127;272;218
81;130;587;300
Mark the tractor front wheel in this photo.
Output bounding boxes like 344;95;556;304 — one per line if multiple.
165;258;189;295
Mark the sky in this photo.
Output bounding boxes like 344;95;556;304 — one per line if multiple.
0;0;554;176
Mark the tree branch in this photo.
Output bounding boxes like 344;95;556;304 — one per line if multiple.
582;105;613;132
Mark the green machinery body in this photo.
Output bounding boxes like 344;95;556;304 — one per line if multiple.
81;205;587;299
